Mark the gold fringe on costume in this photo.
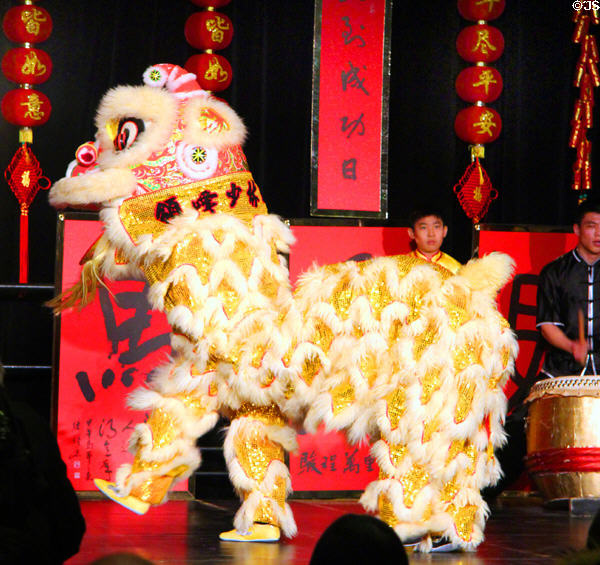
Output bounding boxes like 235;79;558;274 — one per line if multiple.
46;246;111;313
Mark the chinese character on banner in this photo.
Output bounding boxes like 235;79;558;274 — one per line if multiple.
290;426;378;492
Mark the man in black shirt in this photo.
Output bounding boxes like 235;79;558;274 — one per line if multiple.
536;199;600;377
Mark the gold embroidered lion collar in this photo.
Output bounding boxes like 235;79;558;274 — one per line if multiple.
118;171;268;246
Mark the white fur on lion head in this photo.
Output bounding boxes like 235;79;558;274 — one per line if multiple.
49;63;248;208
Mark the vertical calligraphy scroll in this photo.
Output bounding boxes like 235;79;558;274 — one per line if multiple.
311;0;392;218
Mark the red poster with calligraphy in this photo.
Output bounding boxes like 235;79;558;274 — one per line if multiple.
288;224;411;492
55;214;186;491
311;0;391;218
476;226;577;409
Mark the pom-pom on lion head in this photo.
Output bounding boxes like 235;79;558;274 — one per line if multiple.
49;63;249;210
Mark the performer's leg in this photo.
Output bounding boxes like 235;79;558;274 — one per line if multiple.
421;439;489;552
361;435;435;544
219;403;297;542
95;361;220;513
359;384;454;551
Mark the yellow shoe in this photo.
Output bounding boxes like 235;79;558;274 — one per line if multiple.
219;524;280;542
93;478;150;515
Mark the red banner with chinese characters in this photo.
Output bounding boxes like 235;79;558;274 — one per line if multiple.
311;0;391;218
288;224;411;492
55;216;186;491
476;226;577;410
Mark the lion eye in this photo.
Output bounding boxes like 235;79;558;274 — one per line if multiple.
191;147;207;164
114;117;145;151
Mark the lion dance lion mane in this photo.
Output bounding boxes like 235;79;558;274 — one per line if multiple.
49;64;518;552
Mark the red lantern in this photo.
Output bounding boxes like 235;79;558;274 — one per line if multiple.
189;0;231;6
185;53;233;91
457;0;505;22
2;47;52;85
456;24;504;63
455;65;503;103
2;4;52;44
454;105;502;144
185;11;233;51
1;88;51;127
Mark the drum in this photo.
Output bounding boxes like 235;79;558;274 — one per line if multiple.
525;376;600;501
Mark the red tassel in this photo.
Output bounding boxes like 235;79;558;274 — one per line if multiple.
19;207;28;284
4;145;50;284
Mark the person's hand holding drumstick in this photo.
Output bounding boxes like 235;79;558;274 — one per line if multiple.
540;309;589;365
572;309;589;365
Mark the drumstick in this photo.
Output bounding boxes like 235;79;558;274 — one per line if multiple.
578;309;586;346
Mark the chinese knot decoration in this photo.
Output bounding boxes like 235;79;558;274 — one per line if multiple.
184;0;233;93
570;7;599;200
1;0;52;283
453;0;505;224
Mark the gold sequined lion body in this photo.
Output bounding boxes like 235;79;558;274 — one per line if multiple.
49;65;518;552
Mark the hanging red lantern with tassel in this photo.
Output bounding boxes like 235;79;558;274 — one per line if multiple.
457;0;505;22
2;4;52;43
1;87;51;126
454;105;502;144
1;46;52;84
456;24;504;63
453;0;504;224
2;0;52;283
455;65;503;104
185;53;233;91
184;11;233;51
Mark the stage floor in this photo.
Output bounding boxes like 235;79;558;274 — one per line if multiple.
66;496;594;564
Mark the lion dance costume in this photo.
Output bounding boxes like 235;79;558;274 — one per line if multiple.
49;64;518;552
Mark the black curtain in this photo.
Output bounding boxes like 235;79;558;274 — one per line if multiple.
0;0;590;277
